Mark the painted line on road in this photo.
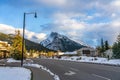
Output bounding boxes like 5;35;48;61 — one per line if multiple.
92;74;111;80
70;68;79;72
64;71;76;76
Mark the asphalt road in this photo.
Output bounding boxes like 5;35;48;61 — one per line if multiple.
33;58;120;80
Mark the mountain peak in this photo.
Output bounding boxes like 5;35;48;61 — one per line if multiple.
50;32;59;38
40;32;86;51
49;32;63;39
51;32;58;36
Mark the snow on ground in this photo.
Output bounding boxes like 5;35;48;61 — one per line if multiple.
7;58;21;63
0;67;31;80
105;59;120;65
59;56;120;66
64;51;76;54
6;58;60;80
7;58;33;64
24;63;60;80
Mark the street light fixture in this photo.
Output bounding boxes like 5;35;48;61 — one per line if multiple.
21;12;37;67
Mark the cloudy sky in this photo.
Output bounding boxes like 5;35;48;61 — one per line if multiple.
0;0;120;47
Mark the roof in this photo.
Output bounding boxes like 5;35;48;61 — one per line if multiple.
77;47;95;51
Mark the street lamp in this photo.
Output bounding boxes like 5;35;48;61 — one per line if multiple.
21;12;37;67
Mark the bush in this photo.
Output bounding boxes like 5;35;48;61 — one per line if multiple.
76;57;81;60
71;58;74;60
11;50;26;60
94;57;98;60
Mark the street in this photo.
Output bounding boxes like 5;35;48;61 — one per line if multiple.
33;58;120;80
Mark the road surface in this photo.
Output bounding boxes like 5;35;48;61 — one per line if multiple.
33;58;120;80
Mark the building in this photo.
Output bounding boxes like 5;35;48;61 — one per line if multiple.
77;47;96;56
0;41;10;58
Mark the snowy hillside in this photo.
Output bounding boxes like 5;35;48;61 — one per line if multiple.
40;32;86;52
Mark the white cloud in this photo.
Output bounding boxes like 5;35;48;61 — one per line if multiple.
53;13;86;31
0;24;46;43
57;19;85;31
35;33;47;42
38;0;68;6
111;21;120;27
0;24;16;34
23;30;47;42
43;11;120;47
86;16;93;20
111;0;120;7
111;13;116;17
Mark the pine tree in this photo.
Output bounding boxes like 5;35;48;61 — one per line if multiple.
105;40;109;50
12;30;22;52
96;38;105;57
11;30;26;60
113;34;120;58
117;33;120;42
101;38;105;52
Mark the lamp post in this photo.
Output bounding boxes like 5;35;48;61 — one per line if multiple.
21;12;37;67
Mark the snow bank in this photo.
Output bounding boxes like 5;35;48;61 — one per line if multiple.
7;58;21;63
0;67;31;80
7;58;33;64
59;56;120;66
105;59;120;65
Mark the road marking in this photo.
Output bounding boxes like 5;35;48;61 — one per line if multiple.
70;68;79;72
92;74;111;80
64;71;76;76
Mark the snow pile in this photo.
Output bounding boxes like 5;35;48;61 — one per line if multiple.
7;58;33;64
24;63;60;80
60;56;120;66
24;63;42;68
105;59;120;65
0;59;5;62
64;51;76;54
7;58;21;63
0;67;31;80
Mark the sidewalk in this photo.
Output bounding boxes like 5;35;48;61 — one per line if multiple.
0;59;54;80
27;67;54;80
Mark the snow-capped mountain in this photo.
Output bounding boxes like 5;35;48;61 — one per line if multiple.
40;32;86;52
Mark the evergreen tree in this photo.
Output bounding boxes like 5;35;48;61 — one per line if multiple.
96;38;106;57
11;30;26;60
105;40;109;50
117;34;120;42
12;30;22;52
101;38;105;53
113;34;120;58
